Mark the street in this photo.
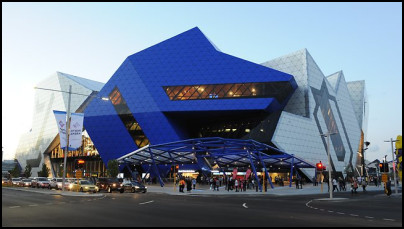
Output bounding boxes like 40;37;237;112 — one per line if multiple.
2;188;402;227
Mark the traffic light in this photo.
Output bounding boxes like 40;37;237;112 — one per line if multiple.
316;162;324;171
379;162;389;172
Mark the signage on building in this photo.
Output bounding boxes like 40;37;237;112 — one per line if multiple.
76;170;83;178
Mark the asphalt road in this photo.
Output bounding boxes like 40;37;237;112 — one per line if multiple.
2;188;402;227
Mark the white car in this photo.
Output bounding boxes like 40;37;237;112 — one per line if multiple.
49;178;64;190
11;178;21;186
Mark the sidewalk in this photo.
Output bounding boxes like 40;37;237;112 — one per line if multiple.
145;183;401;196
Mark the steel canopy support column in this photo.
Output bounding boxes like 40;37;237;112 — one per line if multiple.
258;152;274;189
289;155;295;187
247;151;262;192
148;148;164;187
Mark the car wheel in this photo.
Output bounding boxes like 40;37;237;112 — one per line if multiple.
108;187;111;193
80;188;83;192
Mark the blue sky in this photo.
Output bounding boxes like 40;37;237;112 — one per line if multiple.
2;2;402;163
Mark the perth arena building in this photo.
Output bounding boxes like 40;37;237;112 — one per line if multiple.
15;27;368;185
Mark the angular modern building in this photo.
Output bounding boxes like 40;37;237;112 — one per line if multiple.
15;27;368;181
84;27;368;180
14;72;105;177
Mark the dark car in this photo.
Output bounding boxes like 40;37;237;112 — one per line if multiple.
122;180;147;193
96;177;124;193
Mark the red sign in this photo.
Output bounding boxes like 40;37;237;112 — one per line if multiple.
232;168;238;180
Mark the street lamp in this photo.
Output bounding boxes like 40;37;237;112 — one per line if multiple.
320;131;337;199
384;138;399;195
34;86;108;192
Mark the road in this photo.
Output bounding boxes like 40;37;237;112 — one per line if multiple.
2;188;402;227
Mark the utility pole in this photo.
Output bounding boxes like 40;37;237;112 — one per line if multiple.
384;138;398;195
321;132;337;199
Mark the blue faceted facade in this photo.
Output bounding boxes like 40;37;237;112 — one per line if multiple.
84;27;297;165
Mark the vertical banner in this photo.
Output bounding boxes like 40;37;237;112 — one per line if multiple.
68;113;84;150
232;168;238;180
53;110;67;149
245;168;252;180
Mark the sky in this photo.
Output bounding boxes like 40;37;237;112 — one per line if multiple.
2;2;402;163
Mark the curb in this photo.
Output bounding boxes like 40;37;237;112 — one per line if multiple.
3;187;104;197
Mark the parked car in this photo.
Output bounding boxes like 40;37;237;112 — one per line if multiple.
49;178;64;190
18;179;32;187
2;177;10;185
70;179;99;193
122;180;147;193
96;177;124;193
11;178;22;186
31;177;50;188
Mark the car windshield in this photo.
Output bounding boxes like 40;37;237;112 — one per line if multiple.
80;180;91;185
56;179;63;182
38;178;47;181
22;179;31;182
12;178;21;181
131;181;141;185
108;178;119;183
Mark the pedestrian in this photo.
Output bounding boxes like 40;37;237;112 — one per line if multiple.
362;178;367;192
240;179;244;192
332;178;339;192
374;176;378;187
186;178;192;192
192;178;196;190
215;178;220;191
179;179;185;193
385;178;392;197
351;178;358;194
243;179;247;192
235;179;239;192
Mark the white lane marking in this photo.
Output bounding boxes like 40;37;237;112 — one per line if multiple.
111;198;115;200
350;214;359;217
337;212;345;215
28;204;38;207
242;203;248;209
9;206;21;208
383;218;395;221
139;200;154;205
328;210;334;213
365;216;374;219
45;203;53;205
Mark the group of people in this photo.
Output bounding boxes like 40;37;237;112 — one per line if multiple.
178;177;196;193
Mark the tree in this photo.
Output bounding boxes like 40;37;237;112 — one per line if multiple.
24;164;32;178
107;160;119;178
38;163;50;177
10;164;21;178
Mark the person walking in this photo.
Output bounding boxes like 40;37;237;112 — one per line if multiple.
351;178;358;194
362;178;367;192
332;178;339;192
179;179;185;193
215;178;220;191
192;178;196;190
235;179;239;192
385;178;392;197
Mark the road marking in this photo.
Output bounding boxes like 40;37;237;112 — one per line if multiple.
328;210;334;213
319;209;324;211
45;203;53;205
139;200;154;205
365;216;374;219
111;198;115;200
28;204;38;207
242;203;248;209
350;214;359;217
383;218;395;221
337;212;345;215
9;206;20;208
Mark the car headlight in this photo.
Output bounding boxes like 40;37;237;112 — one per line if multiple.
113;184;116;187
69;184;73;188
135;186;140;189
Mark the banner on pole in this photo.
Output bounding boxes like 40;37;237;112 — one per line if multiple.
245;168;251;180
232;168;238;180
69;113;84;150
53;110;67;149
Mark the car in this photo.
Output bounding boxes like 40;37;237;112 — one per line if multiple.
11;178;22;186
31;177;50;188
2;177;10;185
18;179;32;187
96;177;124;193
122;180;147;193
70;179;99;193
49;178;64;190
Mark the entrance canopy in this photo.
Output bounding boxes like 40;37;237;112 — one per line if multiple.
117;137;314;170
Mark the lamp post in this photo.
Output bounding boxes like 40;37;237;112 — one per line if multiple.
34;86;108;192
321;132;337;199
384;138;399;195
